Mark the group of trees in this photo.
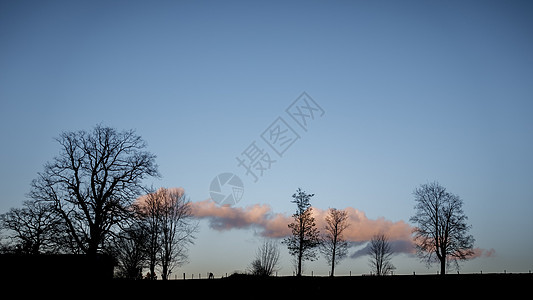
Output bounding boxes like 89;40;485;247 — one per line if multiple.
1;125;475;279
0;125;197;280
256;184;475;277
111;187;197;279
266;188;396;277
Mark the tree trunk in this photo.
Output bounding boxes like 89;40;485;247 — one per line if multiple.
297;252;302;276
149;262;156;280
162;264;168;280
440;257;446;275
330;241;336;277
297;216;304;276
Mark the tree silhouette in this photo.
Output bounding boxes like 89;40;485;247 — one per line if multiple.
320;208;349;277
137;187;197;280
29;125;159;258
248;239;281;276
410;182;475;275
283;188;320;276
368;233;395;276
0;200;65;254
110;222;148;279
157;188;196;280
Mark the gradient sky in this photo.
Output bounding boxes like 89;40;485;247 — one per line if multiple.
1;0;532;277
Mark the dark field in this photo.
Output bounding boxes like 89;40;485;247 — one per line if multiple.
18;273;531;298
3;255;529;297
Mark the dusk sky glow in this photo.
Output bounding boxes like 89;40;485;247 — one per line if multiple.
1;0;532;277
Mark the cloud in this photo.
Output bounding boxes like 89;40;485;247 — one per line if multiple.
471;247;496;258
312;207;413;242
189;199;291;238
185;199;496;260
349;239;415;259
135;187;186;208
190;200;413;244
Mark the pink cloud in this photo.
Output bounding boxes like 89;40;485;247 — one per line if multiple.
190;200;292;237
135;187;186;210
471;247;496;258
183;199;495;260
190;200;412;243
311;207;413;242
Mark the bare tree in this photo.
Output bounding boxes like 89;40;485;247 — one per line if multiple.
110;222;148;279
29;125;159;258
248;239;281;276
137;187;197;280
0;200;65;254
138;190;162;279
368;233;395;276
158;188;197;280
410;182;475;275
283;188;320;276
320;208;349;277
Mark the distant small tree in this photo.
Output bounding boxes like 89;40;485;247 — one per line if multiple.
283;188;320;276
320;208;349;277
368;233;395;276
410;182;475;275
248;239;281;276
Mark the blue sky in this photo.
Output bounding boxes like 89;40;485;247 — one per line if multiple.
1;0;532;276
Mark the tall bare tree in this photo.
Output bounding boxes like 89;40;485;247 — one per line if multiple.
29;125;159;258
283;188;320;276
320;208;349;277
410;182;475;275
368;233;395;276
158;188;196;280
248;239;281;276
138;190;163;279
137;187;197;280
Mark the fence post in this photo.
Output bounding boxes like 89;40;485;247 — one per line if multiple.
183;273;185;280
